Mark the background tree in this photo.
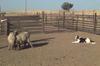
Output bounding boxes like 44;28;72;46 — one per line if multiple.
61;2;73;11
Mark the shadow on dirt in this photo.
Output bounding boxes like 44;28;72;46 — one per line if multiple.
0;45;8;49
20;37;54;50
0;37;54;50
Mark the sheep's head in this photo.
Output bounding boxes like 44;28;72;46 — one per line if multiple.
13;30;18;36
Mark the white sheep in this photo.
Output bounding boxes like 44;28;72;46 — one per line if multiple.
16;32;33;49
7;31;17;50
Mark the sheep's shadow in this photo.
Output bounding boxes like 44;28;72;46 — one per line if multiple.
21;37;54;50
0;45;8;49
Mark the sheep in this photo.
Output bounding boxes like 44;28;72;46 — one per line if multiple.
7;31;17;50
16;32;33;49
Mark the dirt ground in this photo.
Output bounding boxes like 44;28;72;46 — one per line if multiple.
0;31;100;66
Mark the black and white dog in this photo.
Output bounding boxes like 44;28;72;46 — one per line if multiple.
72;35;96;44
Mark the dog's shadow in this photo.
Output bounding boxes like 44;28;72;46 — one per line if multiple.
22;37;54;49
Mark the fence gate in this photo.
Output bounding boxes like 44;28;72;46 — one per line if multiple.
42;12;67;33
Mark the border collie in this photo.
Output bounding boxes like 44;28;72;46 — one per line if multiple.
72;35;96;44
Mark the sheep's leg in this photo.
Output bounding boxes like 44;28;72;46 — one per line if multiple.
16;42;21;50
18;44;21;50
27;39;33;47
11;44;15;50
13;44;17;50
10;45;13;50
13;40;17;50
8;44;13;50
8;45;13;50
13;43;17;50
23;41;27;47
16;44;20;50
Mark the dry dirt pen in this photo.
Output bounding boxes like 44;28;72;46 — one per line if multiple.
0;31;100;66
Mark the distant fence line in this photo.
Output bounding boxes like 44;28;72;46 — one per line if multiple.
0;11;100;35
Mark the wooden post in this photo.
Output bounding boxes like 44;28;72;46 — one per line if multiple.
42;11;45;32
45;14;47;24
72;11;75;30
63;11;65;29
44;13;47;32
36;12;39;16
82;10;84;31
0;21;2;35
6;19;9;35
93;13;97;34
50;12;52;21
50;12;53;27
76;15;78;31
57;16;60;31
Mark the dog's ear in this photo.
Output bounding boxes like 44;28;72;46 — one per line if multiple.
75;35;79;39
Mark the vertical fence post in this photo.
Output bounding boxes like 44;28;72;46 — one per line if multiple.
57;16;60;31
0;20;2;35
0;22;1;34
5;19;8;35
36;12;39;16
6;19;9;35
45;14;47;25
58;11;60;31
82;11;84;31
93;13;97;34
72;11;75;30
42;11;45;32
63;11;65;29
76;15;78;31
50;12;52;22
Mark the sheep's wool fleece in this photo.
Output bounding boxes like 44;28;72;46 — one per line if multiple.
16;32;29;41
8;32;15;44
